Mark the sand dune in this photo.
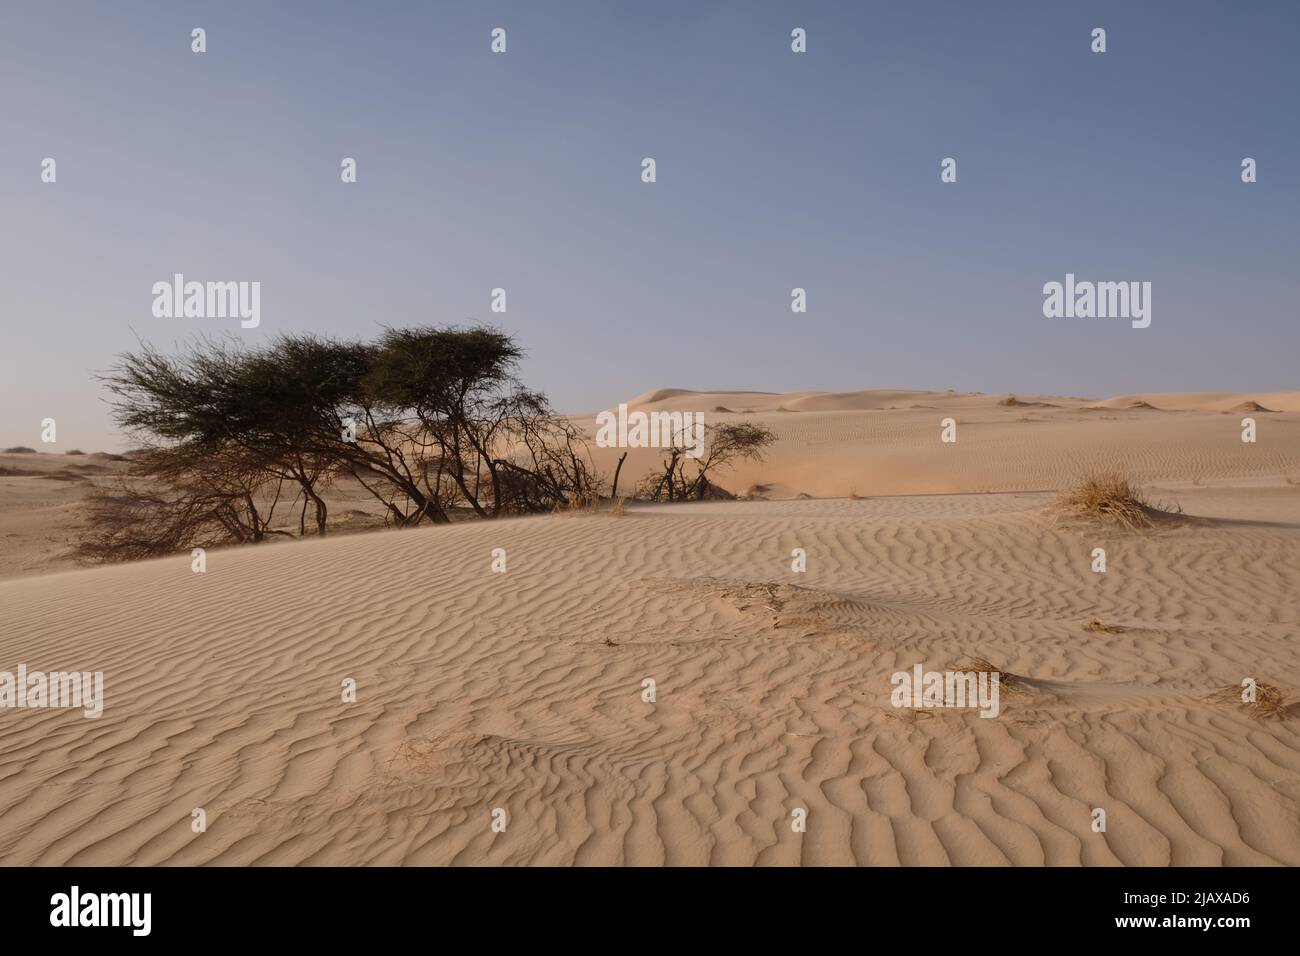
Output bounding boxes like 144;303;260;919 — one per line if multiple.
1086;391;1300;413
0;451;119;579
7;390;1297;580
625;387;1300;414
2;390;1299;866
589;389;1300;499
1;486;1299;865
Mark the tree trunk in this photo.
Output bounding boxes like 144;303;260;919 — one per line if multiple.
610;452;628;501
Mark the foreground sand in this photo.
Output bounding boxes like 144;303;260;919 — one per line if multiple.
2;487;1299;865
1;388;1298;865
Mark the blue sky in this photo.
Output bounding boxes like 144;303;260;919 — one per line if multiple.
2;0;1297;450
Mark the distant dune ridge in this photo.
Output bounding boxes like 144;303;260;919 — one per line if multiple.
1;387;1299;865
621;387;1300;414
584;387;1300;500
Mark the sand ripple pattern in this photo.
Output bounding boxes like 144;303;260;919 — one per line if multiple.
1;494;1299;865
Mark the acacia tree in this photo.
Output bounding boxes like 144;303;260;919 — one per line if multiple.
361;326;519;519
267;334;456;527
368;328;601;516
637;422;776;502
85;326;612;561
102;333;456;530
102;337;346;534
85;326;771;564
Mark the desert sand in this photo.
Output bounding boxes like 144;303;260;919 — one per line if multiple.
1;389;1298;865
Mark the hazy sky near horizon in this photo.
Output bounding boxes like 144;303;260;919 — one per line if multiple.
2;0;1297;451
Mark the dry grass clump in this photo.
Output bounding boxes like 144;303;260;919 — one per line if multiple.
558;494;630;516
1054;472;1181;531
558;490;602;513
949;656;1030;697
951;657;1015;684
1207;682;1291;720
953;656;1003;675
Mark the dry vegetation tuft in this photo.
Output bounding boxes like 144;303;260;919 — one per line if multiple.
949;657;1016;685
559;490;602;513
1054;472;1182;531
952;656;1003;675
947;656;1038;700
1207;682;1292;720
